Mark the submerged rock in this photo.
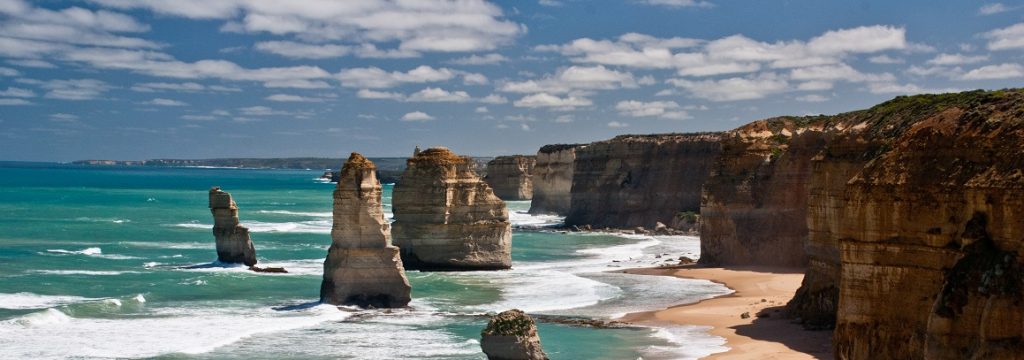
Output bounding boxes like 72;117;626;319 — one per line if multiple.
484;155;536;201
481;309;548;360
208;187;257;266
320;153;412;308
392;147;512;270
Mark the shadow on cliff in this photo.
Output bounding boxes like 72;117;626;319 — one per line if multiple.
731;305;833;359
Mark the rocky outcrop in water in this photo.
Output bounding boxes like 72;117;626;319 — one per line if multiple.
698;118;827;267
484;156;536;201
209;187;257;266
528;144;581;215
392;147;512;270
320;153;411;308
481;309;548;360
564;134;722;229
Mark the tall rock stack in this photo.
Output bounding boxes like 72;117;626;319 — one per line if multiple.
320;153;411;308
528;144;581;215
484;155;536;201
392;147;512;270
480;309;548;360
209;187;257;266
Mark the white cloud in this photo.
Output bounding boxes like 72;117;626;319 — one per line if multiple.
499;65;640;94
926;53;989;65
266;94;324;102
979;3;1010;15
262;79;331;89
40;78;111;100
789;64;894;82
639;0;712;8
668;74;788;101
401;111;434;121
0;87;35;98
448;53;508;65
513;93;592;110
7;59;56;68
49;113;78;121
0;67;19;76
984;23;1024;50
0;0;157;51
475;106;488;113
539;0;563;6
480;94;508;104
130;82;205;92
806;26;906;55
607;121;628;128
959;63;1024;80
462;73;488;85
90;0;524;54
254;41;350;59
181;114;217;121
357;89;404;100
868;55;903;64
0;98;31;105
144;98;188;106
796;94;829;102
554;115;573;123
336;66;455;88
615;100;691;119
407;87;473;102
866;82;960;95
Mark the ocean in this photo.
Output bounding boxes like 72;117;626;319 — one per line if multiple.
0;162;730;359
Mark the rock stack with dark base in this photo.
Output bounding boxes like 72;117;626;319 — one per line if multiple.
484;155;536;201
480;309;548;360
392;147;512;270
209;187;257;266
528;144;581;215
320;153;411;308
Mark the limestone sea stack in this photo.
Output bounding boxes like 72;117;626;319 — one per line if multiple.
484;155;536;201
528;144;581;215
565;133;722;229
392;147;512;270
209;187;257;266
480;309;548;360
320;153;411;308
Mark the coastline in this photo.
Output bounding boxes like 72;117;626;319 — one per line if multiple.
619;265;833;359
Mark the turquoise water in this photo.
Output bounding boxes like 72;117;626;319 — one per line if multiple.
0;162;729;359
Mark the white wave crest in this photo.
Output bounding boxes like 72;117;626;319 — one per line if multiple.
0;293;98;310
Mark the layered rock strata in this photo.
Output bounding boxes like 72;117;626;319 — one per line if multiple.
564;134;722;229
480;309;549;360
484;155;536;201
698;118;827;267
320;153;411;308
392;147;512;270
528;144;581;215
209;187;257;266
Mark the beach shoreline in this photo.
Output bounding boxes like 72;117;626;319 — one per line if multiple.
619;265;833;359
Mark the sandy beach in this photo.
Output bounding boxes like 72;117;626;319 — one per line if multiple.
621;266;833;359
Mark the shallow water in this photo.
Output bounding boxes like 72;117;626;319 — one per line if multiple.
0;162;730;359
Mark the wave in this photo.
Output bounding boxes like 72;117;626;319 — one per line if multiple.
174;259;323;277
30;270;141;276
0;292;98;310
43;247;142;260
256;210;332;217
73;217;131;224
173;220;331;234
0;303;351;358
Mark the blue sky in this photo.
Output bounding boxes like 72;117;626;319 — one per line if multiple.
1;0;1022;161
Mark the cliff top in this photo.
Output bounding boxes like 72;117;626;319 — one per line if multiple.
605;132;724;143
408;147;471;166
341;152;376;172
538;144;585;153
481;309;537;337
488;155;536;164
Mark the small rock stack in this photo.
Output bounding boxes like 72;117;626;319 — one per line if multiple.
480;309;548;360
320;153;411;308
209;187;257;266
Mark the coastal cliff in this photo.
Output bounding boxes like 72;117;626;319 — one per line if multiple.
564;134;722;229
208;187;257;266
321;153;411;308
698;118;827;267
484;155;536;201
528;144;581;215
392;147;512;270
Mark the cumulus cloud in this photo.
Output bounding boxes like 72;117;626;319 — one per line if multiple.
265;94;324;102
614;100;691;119
979;3;1011;15
513;93;592;110
0;98;31;105
89;0;524;54
959;63;1024;80
130;82;205;92
668;73;788;101
337;66;455;88
254;41;350;59
407;87;473;102
38;78;111;100
499;65;641;94
144;98;188;106
401;111;434;121
639;0;712;8
984;23;1024;50
926;53;989;65
448;53;508;65
607;121;628;128
0;87;35;98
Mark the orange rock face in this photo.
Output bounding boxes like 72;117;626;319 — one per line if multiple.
484;155;536;201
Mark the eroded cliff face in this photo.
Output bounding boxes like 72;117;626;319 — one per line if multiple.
209;187;257;266
320;153;411;308
528;145;581;215
699;118;828;267
480;309;548;360
565;134;722;229
484;155;536;201
392;147;512;270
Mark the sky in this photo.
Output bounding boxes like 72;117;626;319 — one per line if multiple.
1;0;1023;161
